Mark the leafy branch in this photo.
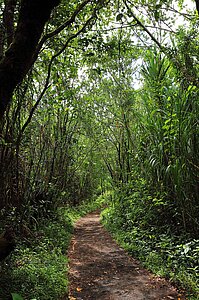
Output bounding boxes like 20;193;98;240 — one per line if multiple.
16;12;98;145
123;0;163;50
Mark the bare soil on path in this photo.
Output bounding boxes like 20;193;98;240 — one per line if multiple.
67;210;185;300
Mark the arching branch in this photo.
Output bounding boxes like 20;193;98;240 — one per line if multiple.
16;13;97;144
123;0;162;50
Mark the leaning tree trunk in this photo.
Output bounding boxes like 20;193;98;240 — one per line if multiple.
0;0;60;119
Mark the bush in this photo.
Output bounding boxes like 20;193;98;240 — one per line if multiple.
0;196;104;300
101;187;199;299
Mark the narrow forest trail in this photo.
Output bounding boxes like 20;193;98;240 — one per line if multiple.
67;210;184;300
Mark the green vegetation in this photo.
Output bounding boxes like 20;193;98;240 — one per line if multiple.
0;0;198;299
101;188;199;299
0;197;103;300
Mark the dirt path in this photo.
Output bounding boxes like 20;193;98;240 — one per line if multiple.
67;210;184;300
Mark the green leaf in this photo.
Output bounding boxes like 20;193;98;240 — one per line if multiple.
11;294;24;300
154;11;159;22
183;244;190;255
85;52;95;57
116;13;124;22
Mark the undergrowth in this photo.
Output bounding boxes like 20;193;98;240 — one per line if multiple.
101;190;199;300
0;196;103;300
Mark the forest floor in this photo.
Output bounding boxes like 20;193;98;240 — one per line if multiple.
66;210;185;300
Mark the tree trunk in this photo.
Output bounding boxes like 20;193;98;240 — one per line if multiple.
195;0;199;14
0;0;60;119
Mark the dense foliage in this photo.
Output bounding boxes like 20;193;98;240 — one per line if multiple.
0;0;198;299
0;198;103;300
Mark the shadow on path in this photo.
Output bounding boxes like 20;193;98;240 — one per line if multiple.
68;210;184;300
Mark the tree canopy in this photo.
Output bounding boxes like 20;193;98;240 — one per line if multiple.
0;0;198;228
0;1;198;297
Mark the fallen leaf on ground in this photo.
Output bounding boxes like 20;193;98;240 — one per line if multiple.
76;287;83;292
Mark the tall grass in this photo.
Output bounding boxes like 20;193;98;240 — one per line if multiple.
134;51;199;235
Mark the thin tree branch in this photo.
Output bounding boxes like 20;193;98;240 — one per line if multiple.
16;14;97;145
91;23;176;34
33;0;109;64
123;0;163;50
34;0;92;57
